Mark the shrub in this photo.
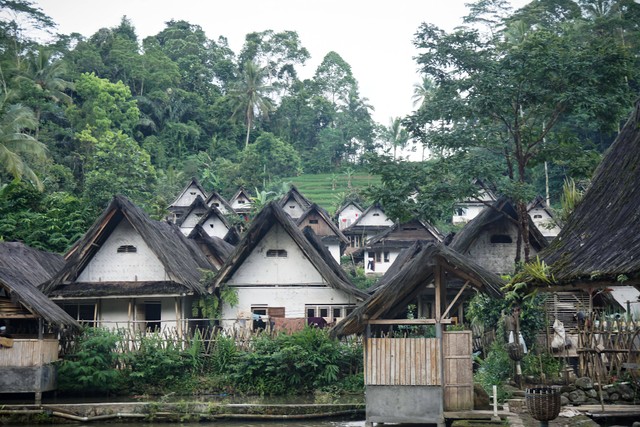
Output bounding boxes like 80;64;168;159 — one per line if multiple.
57;327;126;394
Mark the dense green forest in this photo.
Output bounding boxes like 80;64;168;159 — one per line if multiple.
0;0;638;255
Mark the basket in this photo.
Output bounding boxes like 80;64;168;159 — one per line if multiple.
525;386;561;421
508;342;525;361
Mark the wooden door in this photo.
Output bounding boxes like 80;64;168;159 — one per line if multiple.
443;331;473;410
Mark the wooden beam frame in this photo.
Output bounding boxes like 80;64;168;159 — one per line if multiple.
441;281;470;320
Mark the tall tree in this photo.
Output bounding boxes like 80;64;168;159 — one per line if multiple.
229;61;273;147
0;89;47;189
374;1;636;264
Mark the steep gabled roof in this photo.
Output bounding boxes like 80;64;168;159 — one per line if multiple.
0;242;79;328
366;218;444;248
449;197;548;253
205;190;234;214
527;195;556;218
188;224;235;268
279;185;313;211
348;202;390;228
42;195;213;296
176;195;209;227
296;203;349;245
196;203;232;230
336;200;364;215
169;177;208;207
541;101;640;285
330;241;504;337
211;202;367;300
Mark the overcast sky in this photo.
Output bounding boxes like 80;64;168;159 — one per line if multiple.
35;0;528;125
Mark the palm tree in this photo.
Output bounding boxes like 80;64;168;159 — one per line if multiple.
229;61;273;148
0;92;47;190
387;117;409;160
15;47;74;137
411;76;435;110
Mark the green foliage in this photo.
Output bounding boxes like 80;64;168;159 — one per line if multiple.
474;339;512;402
239;132;301;189
229;327;362;395
192;271;239;320
521;351;563;382
57;327;126;394
127;334;201;394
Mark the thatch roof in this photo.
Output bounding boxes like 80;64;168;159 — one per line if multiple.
210;202;368;300
188;224;235;268
366;218;444;249
205;190;234;214
0;242;79;328
169;177;208;207
175;195;208;227
330;241;505;337
296;203;349;244
540;101;640;286
229;186;253;213
42;195;213;297
449;196;548;253
195;202;232;231
279;185;313;211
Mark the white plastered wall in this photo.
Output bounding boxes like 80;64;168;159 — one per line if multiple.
77;219;168;282
357;207;392;227
338;204;362;229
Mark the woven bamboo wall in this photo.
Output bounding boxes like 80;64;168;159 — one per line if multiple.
0;339;59;367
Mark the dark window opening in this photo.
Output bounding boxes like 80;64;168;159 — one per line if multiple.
402;227;417;231
145;302;161;332
189;192;196;195
289;205;295;209
307;307;316;318
252;307;267;330
213;202;219;207
309;219;319;224
333;308;342;318
490;234;513;244
455;208;465;216
63;303;96;325
117;245;137;253
373;213;380;216
534;214;542;219
209;224;214;228
376;252;382;263
266;249;287;258
320;308;328;317
384;251;390;262
238;200;245;204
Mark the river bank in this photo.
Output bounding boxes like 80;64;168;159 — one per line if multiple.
0;400;365;424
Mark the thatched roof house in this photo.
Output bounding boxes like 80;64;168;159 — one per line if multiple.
449;197;548;275
205;189;234;215
331;241;504;337
0;242;78;329
541;101;640;287
42;195;213;298
187;224;235;270
211;202;367;300
279;185;313;219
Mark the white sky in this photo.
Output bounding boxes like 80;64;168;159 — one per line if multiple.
34;0;527;125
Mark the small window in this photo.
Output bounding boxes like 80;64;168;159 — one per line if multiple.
209;223;214;229
384;251;390;262
320;308;328;317
196;213;203;217
373;213;380;216
346;307;355;316
307;308;316;318
266;249;287;258
402;227;417;231
376;252;382;263
117;245;137;253
309;219;319;224
238;200;245;204
490;234;513;244
213;202;219;207
455;208;465;216
534;214;542;219
289;205;296;209
333;308;342;318
368;252;375;259
190;191;196;195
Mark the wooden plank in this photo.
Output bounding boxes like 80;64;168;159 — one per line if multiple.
366;319;452;325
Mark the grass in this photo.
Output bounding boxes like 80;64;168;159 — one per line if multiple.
281;172;380;214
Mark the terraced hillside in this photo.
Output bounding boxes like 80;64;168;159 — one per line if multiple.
283;172;380;214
